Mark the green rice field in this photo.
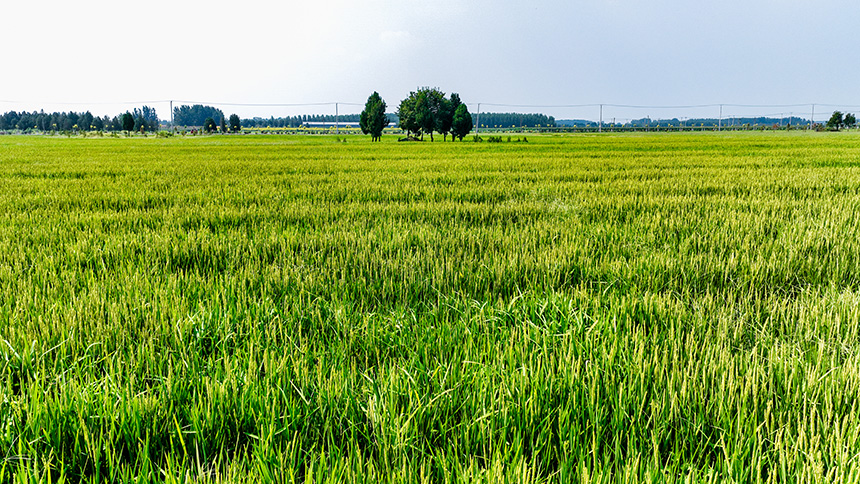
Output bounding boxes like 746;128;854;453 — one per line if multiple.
2;132;860;483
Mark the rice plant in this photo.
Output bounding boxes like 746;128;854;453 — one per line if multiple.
1;132;860;482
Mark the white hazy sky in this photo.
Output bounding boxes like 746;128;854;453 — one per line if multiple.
2;0;858;122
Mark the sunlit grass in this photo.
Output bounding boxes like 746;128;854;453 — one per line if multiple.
2;132;860;482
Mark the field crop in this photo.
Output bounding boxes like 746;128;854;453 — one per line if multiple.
2;132;860;483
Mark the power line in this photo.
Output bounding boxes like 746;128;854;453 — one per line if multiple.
5;98;860;110
0;99;173;105
470;102;820;110
815;103;860;108
171;100;345;107
474;102;599;109
605;103;720;109
0;99;366;108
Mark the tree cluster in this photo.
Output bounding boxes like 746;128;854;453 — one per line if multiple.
0;107;159;133
827;111;857;131
396;88;472;141
172;105;226;127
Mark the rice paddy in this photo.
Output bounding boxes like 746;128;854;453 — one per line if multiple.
2;132;860;483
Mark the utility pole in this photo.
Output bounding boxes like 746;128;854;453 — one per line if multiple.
476;103;481;135
335;103;339;135
169;100;173;129
811;104;815;129
599;104;603;133
719;104;722;131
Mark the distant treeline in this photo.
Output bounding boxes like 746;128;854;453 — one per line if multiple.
557;117;814;128
240;113;398;128
171;105;392;128
472;112;556;128
670;117;811;127
0;107;159;132
239;112;555;128
2;103;555;132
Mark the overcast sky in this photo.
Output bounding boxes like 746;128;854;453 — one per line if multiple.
2;0;858;122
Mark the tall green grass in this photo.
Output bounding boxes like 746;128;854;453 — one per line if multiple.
2;132;860;482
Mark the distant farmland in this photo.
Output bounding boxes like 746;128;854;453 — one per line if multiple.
1;132;860;482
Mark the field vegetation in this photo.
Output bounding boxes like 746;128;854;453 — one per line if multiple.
1;133;860;482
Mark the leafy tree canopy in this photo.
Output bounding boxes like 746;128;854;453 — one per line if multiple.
827;111;844;130
121;112;135;132
398;87;458;141
174;105;225;127
360;92;389;142
451;104;474;141
229;114;241;132
397;92;422;138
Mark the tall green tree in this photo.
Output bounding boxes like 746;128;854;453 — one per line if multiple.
844;113;856;129
121;112;135;133
397;91;421;138
418;87;446;141
451;103;473;141
229;114;241;132
78;111;94;131
203;117;217;133
436;96;454;141
827;111;844;130
444;93;462;142
360;92;389;142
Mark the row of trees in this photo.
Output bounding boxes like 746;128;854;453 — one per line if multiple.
241;112;547;130
473;112;556;128
242;114;353;128
0;107;159;132
199;114;242;133
241;114;395;128
5;106;856;135
359;89;474;141
827;111;857;130
175;105;396;130
387;88;473;141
